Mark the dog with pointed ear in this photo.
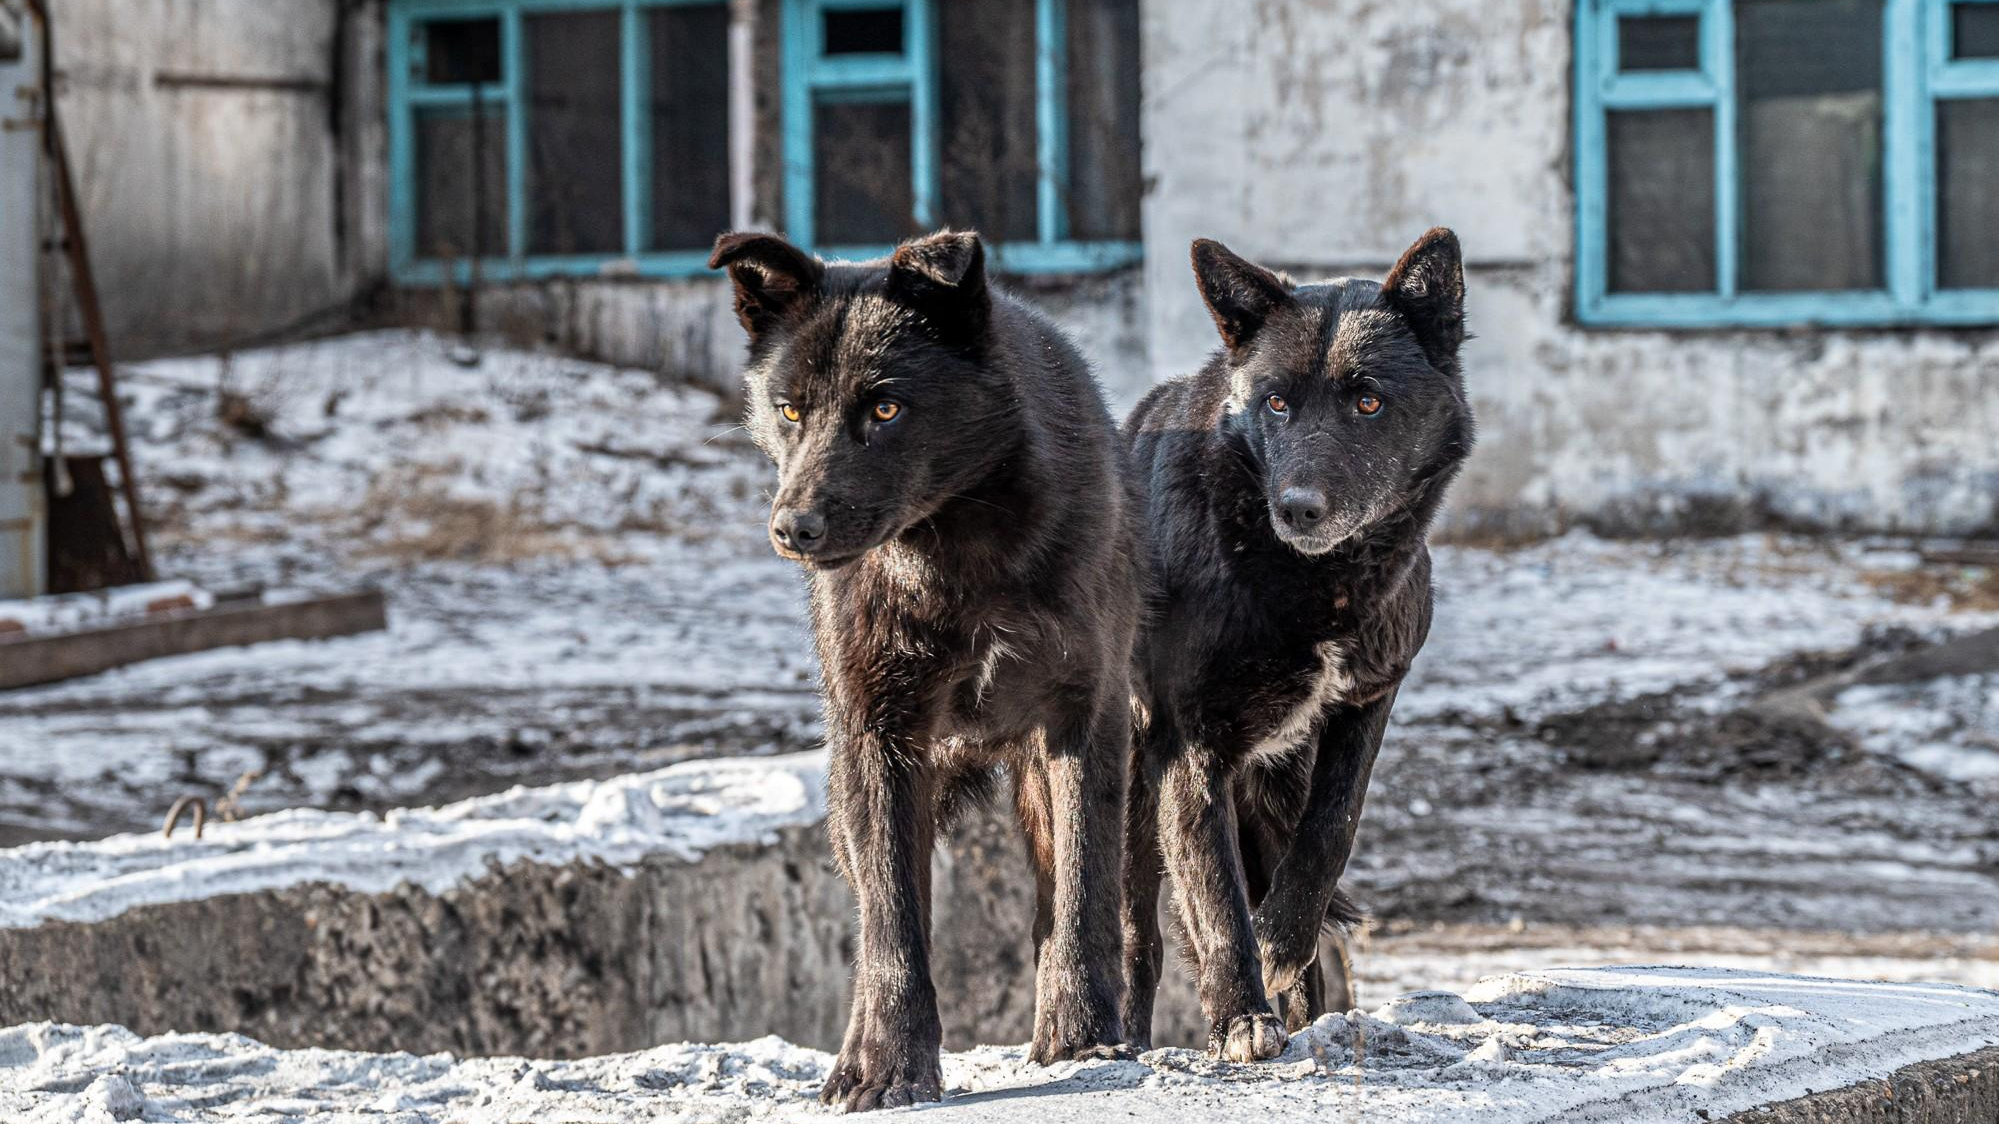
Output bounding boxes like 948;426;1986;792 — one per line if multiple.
1116;229;1473;1063
707;228;1146;1109
708;232;826;343
1379;227;1466;375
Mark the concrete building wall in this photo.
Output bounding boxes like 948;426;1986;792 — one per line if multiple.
1140;0;1999;537
49;0;357;358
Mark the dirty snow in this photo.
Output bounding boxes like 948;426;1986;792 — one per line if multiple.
0;752;825;929
5;967;1996;1123
1347;923;1999;1009
1830;672;1999;787
2;331;817;843
0;582;214;637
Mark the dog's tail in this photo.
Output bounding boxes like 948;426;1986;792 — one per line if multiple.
1323;885;1367;932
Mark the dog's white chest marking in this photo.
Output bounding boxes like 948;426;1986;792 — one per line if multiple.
1246;640;1354;762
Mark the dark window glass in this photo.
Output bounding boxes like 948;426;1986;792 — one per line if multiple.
1067;0;1143;240
1618;15;1701;71
649;5;731;251
1937;98;1999;289
1607;109;1716;293
422;18;501;85
814;99;913;243
823;7;902;55
415;106;506;259
525;11;623;254
1736;0;1883;292
1953;2;1999;58
938;0;1038;241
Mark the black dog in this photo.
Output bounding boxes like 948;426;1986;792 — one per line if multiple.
1119;229;1473;1060
710;229;1140;1109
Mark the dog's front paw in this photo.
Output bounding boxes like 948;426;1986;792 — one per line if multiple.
1210;1011;1288;1062
819;1044;942;1112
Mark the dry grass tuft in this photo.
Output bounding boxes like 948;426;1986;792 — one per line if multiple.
347;468;632;565
1861;563;1999;612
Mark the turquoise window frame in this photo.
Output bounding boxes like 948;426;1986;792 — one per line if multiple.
780;0;1143;274
387;0;730;285
1574;0;1999;327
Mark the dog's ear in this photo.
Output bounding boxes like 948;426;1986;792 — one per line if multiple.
1383;227;1465;369
1191;239;1292;351
887;230;988;324
709;232;824;338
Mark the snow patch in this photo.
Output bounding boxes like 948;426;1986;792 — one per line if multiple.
1830;672;1999;787
3;968;1996;1123
0;752;827;929
0;581;214;637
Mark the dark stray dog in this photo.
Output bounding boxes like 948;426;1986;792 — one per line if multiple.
709;229;1140;1109
1118;229;1474;1060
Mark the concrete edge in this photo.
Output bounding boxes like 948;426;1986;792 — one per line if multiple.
1725;1044;1999;1124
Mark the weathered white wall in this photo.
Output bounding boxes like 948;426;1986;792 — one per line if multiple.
1;0;46;598
51;0;354;357
415;266;1153;407
1140;0;1999;536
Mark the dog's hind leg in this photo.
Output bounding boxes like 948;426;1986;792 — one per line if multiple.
1025;700;1131;1064
1158;746;1287;1062
1013;756;1058;959
1119;737;1165;1049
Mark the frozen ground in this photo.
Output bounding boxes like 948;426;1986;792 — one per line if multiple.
6;967;1997;1123
5;330;1999;976
4;331;818;844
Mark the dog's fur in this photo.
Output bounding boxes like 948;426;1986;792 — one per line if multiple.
1118;229;1474;1060
710;229;1141;1110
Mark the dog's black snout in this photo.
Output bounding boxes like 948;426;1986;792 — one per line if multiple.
771;508;828;553
1279;487;1328;532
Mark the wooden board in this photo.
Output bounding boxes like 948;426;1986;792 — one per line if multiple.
0;590;386;690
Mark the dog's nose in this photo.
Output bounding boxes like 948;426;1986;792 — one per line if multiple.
1279;487;1328;532
771;508;828;553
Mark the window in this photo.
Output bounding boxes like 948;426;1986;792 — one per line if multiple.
389;1;733;281
781;0;1143;272
1575;0;1999;326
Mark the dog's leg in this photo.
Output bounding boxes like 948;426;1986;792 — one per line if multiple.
1279;958;1324;1032
819;741;943;1111
1119;738;1165;1049
1159;745;1286;1062
1026;701;1130;1064
1014;756;1058;959
1252;692;1394;1001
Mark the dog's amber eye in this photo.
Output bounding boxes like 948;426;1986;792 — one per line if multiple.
778;402;801;423
1265;394;1289;415
1356;393;1383;416
872;401;901;422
